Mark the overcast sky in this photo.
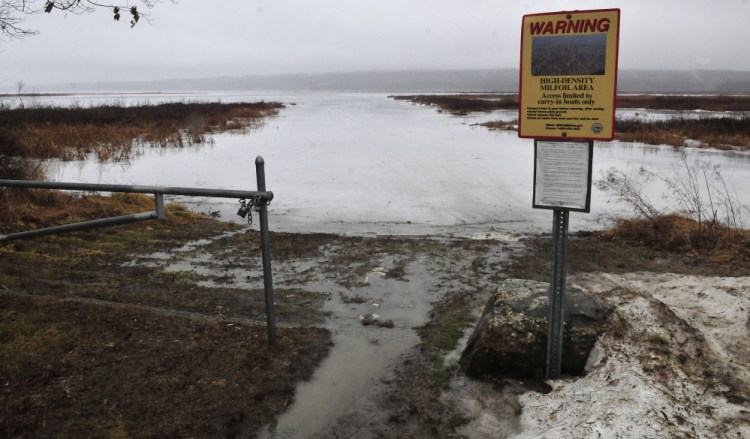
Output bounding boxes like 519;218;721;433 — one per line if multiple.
2;0;750;90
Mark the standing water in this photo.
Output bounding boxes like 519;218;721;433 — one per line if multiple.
45;91;750;236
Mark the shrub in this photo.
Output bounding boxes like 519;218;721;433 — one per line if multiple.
596;151;748;252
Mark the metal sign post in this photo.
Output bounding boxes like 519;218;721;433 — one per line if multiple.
531;140;591;379
519;8;619;380
547;209;569;379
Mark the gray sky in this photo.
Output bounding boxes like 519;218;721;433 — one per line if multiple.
2;0;750;90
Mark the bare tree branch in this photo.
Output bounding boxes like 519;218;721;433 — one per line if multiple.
0;0;171;42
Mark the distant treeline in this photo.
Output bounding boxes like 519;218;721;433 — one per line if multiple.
10;69;750;94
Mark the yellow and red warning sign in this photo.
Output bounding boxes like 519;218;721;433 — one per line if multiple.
519;9;620;140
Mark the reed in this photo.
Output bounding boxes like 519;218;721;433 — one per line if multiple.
392;93;750;114
615;116;750;150
474;119;518;130
0;101;284;162
596;152;749;255
391;94;518;115
616;94;750;112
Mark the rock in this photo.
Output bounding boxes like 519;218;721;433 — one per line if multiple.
360;314;395;328
460;278;613;381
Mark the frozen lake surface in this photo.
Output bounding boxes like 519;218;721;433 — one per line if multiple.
45;92;750;236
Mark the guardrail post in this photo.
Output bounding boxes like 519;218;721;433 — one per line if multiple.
256;156;277;347
155;193;166;220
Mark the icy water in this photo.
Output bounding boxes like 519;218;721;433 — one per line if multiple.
45;91;750;235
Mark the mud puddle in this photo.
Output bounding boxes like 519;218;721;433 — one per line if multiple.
124;228;516;438
259;258;437;438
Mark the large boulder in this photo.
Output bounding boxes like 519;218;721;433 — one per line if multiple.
460;278;613;381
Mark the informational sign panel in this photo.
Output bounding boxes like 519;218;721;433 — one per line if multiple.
519;9;620;140
533;140;593;212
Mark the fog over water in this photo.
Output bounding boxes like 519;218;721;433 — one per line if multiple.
5;1;750;87
45;92;750;236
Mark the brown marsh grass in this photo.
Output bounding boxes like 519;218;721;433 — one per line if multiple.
474;119;518;130
391;94;518;115
400;93;750;150
597;215;750;264
617;94;750;112
392;93;750;114
0;101;284;162
615;116;750;150
476;113;750;150
0;101;283;229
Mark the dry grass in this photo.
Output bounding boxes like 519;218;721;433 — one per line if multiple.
474;119;518;130
617;94;750;112
391;94;518;115
391;93;750;115
0;101;283;162
615;116;750;150
393;93;750;149
0;191;191;235
598;214;750;264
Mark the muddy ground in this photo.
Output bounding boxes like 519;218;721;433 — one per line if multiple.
0;210;518;438
1;211;749;437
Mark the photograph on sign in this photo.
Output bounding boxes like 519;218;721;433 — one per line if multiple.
533;140;593;212
519;9;620;141
532;34;607;76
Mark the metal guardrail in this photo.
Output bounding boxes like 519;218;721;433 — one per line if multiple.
0;156;277;346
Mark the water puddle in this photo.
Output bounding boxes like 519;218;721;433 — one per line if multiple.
126;233;447;437
257;259;437;438
121;226;517;437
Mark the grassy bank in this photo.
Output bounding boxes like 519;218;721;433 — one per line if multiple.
505;216;750;283
0;294;330;437
0;101;283;162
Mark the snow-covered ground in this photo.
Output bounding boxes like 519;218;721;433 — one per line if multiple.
450;273;750;438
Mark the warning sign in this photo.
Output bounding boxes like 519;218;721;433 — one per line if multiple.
519;9;620;140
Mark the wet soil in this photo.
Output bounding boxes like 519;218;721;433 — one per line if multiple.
0;212;520;438
3;209;749;438
134;229;520;438
0;217;334;438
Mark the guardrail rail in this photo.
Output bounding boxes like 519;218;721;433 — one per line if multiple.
0;156;277;345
